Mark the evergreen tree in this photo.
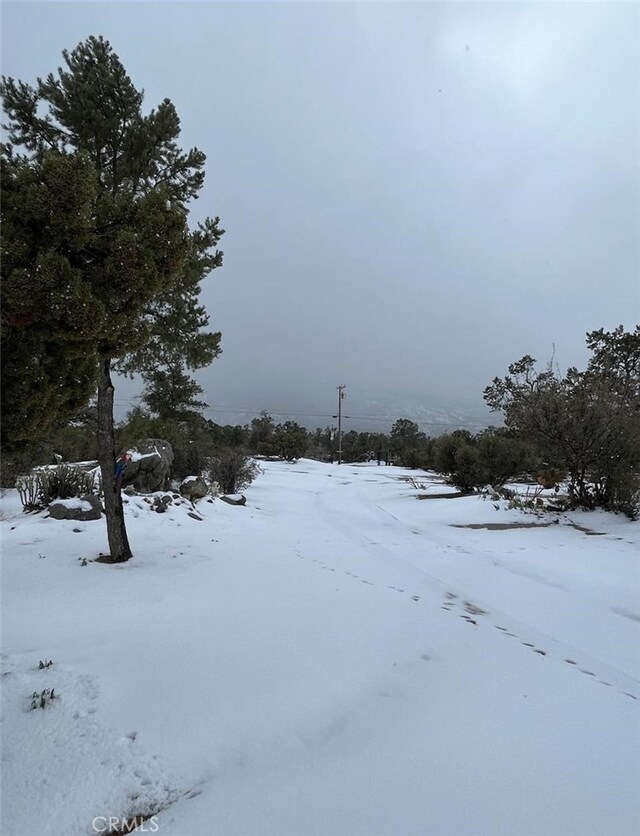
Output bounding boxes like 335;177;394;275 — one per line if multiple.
1;147;103;446
390;418;426;467
1;36;224;560
484;327;640;516
140;363;207;422
274;421;308;461
248;411;276;455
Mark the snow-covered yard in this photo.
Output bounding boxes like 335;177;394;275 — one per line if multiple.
1;459;639;836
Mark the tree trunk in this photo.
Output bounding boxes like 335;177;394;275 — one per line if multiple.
97;357;133;562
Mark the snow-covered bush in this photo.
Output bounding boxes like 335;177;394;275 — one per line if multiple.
16;464;100;512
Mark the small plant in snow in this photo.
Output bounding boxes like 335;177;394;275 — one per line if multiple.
505;485;547;516
38;659;53;669
30;688;56;710
406;477;427;490
15;473;42;511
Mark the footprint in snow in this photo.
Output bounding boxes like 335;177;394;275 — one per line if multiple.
463;601;486;615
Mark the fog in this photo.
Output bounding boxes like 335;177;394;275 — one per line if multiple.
3;1;639;430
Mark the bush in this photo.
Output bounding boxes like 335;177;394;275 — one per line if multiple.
399;447;432;470
606;469;640;520
475;431;534;488
16;464;100;512
451;443;481;493
208;449;260;495
433;434;481;493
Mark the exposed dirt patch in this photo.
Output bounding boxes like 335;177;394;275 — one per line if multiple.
567;522;607;536
417;491;468;500
451;521;555;530
450;520;609;535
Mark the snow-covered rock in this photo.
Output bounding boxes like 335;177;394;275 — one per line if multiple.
121;439;173;493
48;495;102;521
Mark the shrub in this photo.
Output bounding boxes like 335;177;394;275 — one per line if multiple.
606;469;640;520
399;447;431;470
433;434;481;493
208;449;260;495
16;464;99;512
475;431;534;488
451;443;481;493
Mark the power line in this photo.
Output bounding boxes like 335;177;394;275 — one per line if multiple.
113;398;493;429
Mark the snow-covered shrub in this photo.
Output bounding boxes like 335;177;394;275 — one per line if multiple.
16;464;99;512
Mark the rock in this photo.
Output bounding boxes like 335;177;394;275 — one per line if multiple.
187;511;203;521
153;495;172;514
180;476;208;501
219;494;246;506
49;495;102;521
120;440;173;493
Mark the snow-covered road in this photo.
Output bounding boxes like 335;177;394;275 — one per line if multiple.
2;460;639;835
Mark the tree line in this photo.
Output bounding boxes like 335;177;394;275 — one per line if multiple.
5;319;639;520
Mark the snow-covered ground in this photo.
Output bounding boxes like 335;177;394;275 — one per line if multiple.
1;459;639;836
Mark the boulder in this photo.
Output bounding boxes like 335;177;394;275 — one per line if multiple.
180;476;209;501
120;440;173;493
49;495;102;521
219;494;246;506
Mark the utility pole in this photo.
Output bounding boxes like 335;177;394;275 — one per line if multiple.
337;385;345;465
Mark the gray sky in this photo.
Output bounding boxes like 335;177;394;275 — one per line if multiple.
2;1;639;429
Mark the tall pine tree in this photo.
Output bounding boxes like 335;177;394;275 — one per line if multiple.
1;36;223;561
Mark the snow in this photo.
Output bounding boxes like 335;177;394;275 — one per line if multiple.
128;449;161;463
1;460;639;835
51;497;94;511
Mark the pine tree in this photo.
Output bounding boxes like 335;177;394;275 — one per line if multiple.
1;147;103;446
140;363;207;422
1;36;224;560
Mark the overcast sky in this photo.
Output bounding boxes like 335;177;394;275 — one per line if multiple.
2;1;639;428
